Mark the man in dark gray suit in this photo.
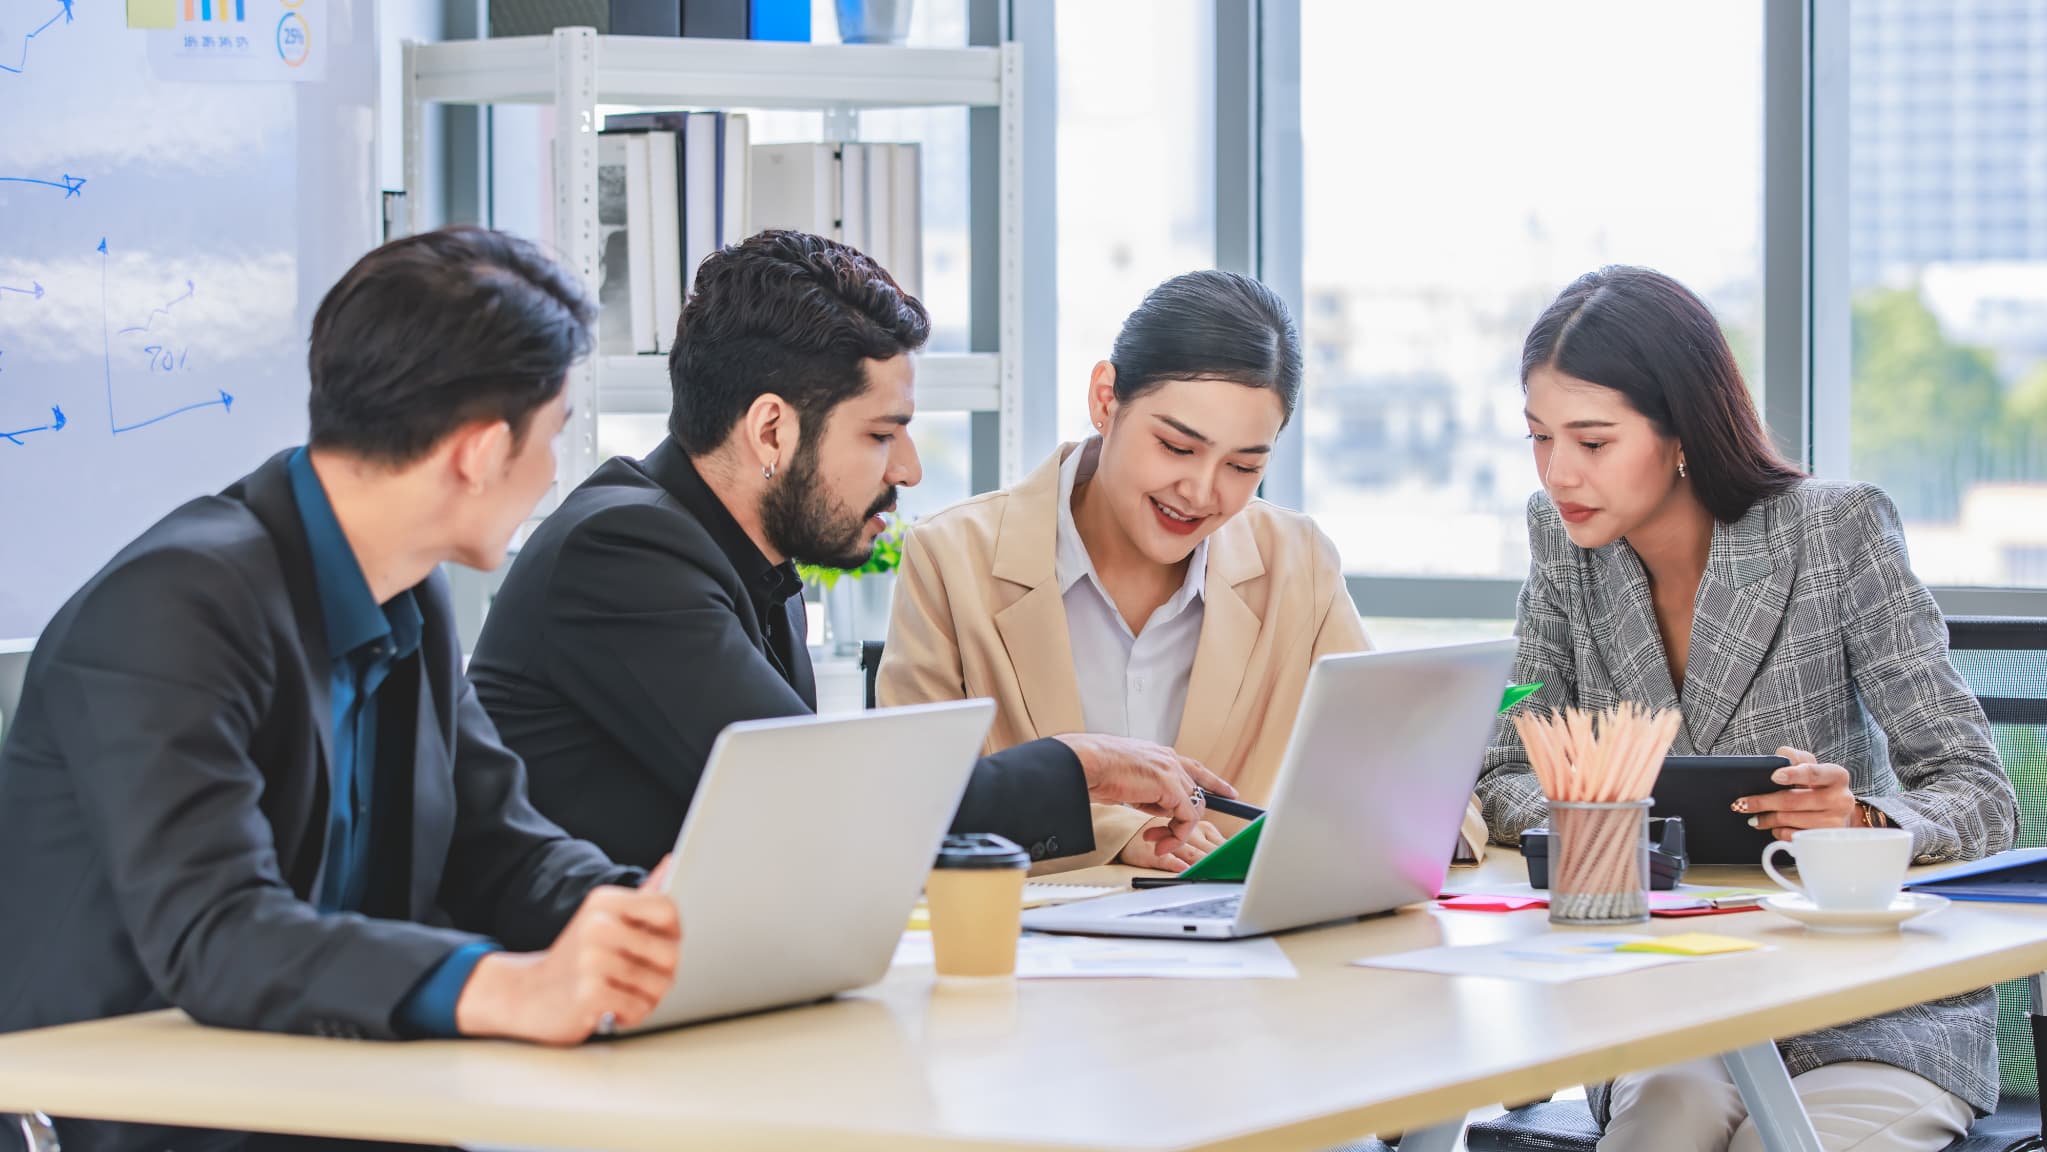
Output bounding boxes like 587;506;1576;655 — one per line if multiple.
471;230;1230;871
0;228;680;1152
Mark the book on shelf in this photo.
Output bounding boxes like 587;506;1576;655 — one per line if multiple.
596;132;659;357
719;113;752;247
680;0;748;39
603;111;754;349
749;0;810;41
751;142;841;239
489;0;680;37
749;141;924;297
682;113;721;288
888;143;922;298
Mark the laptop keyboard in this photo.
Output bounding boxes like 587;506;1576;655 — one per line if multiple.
1130;892;1243;921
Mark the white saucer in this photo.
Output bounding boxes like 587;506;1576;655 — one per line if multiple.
1763;891;1950;933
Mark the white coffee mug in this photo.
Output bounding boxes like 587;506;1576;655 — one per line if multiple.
1761;827;1914;911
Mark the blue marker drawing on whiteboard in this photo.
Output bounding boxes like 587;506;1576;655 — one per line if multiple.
0;173;86;198
1;406;67;446
98;239;232;435
0;0;73;76
117;281;195;335
0;282;45;300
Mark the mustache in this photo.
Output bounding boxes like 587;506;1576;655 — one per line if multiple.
864;488;898;521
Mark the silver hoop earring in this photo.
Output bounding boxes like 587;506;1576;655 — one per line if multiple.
763;463;775;480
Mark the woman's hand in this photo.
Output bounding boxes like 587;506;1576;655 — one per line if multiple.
1732;746;1857;841
1118;820;1226;873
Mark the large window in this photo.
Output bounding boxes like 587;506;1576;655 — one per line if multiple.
1297;1;1765;582
1848;0;2047;588
1053;0;1216;447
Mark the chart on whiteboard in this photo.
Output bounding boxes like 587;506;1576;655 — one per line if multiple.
0;0;373;639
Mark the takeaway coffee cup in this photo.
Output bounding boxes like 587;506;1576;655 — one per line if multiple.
926;833;1030;977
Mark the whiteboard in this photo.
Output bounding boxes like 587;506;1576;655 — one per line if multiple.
0;0;381;640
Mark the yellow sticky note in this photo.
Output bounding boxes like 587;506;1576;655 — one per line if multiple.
906;902;930;931
127;0;179;29
1615;933;1761;957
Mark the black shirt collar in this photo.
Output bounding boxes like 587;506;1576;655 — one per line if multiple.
642;436;804;612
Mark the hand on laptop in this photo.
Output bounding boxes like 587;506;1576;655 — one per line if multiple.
454;854;682;1046
1119;820;1226;872
1053;733;1236;853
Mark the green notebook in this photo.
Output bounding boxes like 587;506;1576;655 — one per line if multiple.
1177;681;1542;882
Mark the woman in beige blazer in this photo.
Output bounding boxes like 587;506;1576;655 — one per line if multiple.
881;270;1488;872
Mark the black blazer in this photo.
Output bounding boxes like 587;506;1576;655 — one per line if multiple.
469;437;1095;869
0;451;632;1048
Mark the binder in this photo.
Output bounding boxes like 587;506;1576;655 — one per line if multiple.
1905;846;2047;903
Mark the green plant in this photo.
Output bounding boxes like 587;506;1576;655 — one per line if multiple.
797;518;907;590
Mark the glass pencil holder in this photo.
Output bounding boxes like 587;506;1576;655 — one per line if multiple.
1546;799;1653;926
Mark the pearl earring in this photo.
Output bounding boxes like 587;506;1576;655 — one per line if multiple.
1678;459;1688;479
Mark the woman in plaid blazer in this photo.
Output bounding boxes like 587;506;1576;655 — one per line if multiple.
1477;266;2016;1152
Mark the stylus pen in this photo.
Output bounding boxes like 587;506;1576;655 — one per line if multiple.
1194;788;1266;822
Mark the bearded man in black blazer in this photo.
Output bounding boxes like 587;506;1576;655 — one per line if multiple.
470;230;1232;871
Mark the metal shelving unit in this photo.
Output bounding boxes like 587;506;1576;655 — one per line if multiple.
400;29;1024;510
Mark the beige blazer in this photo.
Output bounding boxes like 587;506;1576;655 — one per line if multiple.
880;443;1487;872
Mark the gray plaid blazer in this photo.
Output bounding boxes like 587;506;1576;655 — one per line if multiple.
1477;480;2016;1119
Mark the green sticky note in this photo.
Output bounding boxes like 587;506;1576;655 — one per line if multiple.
127;0;179;29
1178;684;1541;883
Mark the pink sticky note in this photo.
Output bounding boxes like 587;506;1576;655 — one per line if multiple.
1438;894;1550;912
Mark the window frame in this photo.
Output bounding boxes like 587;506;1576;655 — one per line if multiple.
1278;0;2047;620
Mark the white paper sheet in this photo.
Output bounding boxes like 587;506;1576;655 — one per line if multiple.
894;931;1298;979
1354;933;1690;984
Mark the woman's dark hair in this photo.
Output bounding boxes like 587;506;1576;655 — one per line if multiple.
669;229;930;454
1521;265;1804;524
308;226;593;466
1109;270;1303;427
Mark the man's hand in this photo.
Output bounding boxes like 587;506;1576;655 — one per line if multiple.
1053;733;1235;854
1118;820;1226;873
454;856;682;1045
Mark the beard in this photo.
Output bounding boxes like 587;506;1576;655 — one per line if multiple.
760;437;896;570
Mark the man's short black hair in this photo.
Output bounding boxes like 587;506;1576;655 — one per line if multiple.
667;230;930;455
308;226;594;465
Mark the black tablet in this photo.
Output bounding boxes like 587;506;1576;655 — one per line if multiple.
1647;756;1792;866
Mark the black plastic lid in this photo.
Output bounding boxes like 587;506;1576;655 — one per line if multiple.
935;833;1030;870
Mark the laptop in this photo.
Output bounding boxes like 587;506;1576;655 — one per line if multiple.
625;699;995;1034
1021;639;1517;940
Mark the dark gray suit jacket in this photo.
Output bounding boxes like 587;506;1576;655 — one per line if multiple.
469;437;1095;870
0;451;632;1152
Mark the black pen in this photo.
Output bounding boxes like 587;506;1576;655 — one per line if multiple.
1194;787;1265;822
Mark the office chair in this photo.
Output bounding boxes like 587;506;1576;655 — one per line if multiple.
4;1113;58;1152
861;640;886;709
1464;616;2047;1152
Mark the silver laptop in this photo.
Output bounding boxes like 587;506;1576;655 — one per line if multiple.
626;699;995;1033
1022;639;1516;940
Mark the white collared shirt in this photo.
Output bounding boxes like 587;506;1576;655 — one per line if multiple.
1055;439;1208;747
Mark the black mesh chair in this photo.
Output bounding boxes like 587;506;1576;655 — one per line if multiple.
1465;616;2047;1152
